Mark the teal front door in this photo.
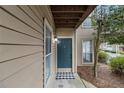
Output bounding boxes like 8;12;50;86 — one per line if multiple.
57;38;72;68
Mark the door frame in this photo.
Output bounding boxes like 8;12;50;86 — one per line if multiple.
56;36;74;72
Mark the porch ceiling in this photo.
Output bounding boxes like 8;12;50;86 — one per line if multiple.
50;5;96;29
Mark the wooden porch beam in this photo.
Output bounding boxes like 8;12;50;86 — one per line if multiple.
52;11;84;13
56;25;74;28
53;13;82;17
56;24;75;26
55;19;78;22
75;5;96;29
54;17;80;19
55;22;77;24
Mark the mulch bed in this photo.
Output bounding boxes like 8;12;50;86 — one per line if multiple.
77;63;124;88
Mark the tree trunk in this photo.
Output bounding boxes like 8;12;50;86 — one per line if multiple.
93;20;101;78
93;40;99;77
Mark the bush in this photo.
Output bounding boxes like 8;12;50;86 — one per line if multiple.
98;51;109;63
109;56;124;74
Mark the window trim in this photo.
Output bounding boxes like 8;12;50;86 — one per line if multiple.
44;18;53;87
82;39;94;64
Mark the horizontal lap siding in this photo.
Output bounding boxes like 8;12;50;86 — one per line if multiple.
0;46;43;62
0;5;54;88
0;27;43;44
1;56;43;88
0;8;42;39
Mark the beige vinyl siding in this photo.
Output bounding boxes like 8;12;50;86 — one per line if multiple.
0;5;55;88
56;28;74;36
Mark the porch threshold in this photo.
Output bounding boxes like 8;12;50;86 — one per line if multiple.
46;73;86;88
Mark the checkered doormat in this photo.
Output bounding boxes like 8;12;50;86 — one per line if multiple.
56;72;75;79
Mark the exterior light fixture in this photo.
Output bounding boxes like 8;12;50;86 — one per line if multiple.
54;35;58;42
54;30;58;43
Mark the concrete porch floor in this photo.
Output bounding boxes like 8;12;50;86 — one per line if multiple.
46;73;96;88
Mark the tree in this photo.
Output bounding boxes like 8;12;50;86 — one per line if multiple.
91;5;124;77
91;5;108;77
104;6;124;45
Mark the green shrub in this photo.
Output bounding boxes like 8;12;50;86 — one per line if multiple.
109;56;124;74
98;51;109;63
98;51;108;59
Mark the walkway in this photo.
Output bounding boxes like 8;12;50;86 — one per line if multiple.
46;73;96;88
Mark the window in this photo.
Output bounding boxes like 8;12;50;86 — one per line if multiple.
46;26;51;55
82;17;92;28
44;20;52;85
82;40;92;63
